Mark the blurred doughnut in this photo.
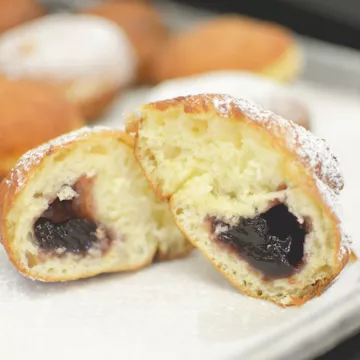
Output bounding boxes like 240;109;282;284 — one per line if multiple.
84;1;167;83
0;77;84;178
261;93;310;130
0;14;137;121
151;15;302;83
0;0;45;33
147;71;310;129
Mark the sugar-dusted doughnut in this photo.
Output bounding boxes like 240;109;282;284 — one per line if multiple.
0;127;191;281
148;71;310;129
127;94;350;306
84;1;167;83
0;14;137;120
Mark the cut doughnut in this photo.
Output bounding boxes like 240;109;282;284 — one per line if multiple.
0;127;191;281
126;94;350;306
147;71;311;129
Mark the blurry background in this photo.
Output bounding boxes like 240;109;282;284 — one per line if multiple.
156;0;360;91
174;0;360;49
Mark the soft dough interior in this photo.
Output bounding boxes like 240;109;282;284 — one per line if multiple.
136;110;338;305
7;134;187;280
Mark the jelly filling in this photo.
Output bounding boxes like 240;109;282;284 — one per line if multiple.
34;217;97;253
34;198;102;254
210;204;308;279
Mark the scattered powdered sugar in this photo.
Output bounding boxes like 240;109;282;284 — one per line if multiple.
292;125;343;193
210;94;343;190
208;94;349;253
6;126;112;193
212;96;233;116
315;178;352;251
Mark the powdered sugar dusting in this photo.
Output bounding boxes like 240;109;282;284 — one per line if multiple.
212;96;233;116
208;94;349;253
0;14;137;88
5;126;112;193
211;95;343;189
315;178;352;252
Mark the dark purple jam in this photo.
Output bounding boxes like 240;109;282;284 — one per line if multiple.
210;204;308;279
34;198;99;254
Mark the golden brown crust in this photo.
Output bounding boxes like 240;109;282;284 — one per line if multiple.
0;154;21;179
129;94;343;193
169;190;348;307
153;244;193;263
171;196;348;307
7;253;156;282
0;127;189;281
84;2;168;83
14;242;193;282
72;86;121;122
127;93;350;305
151;15;295;82
0;128;132;280
23;244;194;282
0;78;85;177
0;0;45;33
350;250;358;263
0;127;132;208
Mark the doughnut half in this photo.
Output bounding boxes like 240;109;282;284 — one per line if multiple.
0;127;191;281
127;94;350;306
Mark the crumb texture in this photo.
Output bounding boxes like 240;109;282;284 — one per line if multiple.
131;94;349;305
2;127;189;281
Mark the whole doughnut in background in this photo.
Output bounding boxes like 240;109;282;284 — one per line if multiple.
147;71;311;129
0;0;46;33
151;15;302;84
0;77;85;178
261;93;310;130
84;1;168;83
0;13;138;121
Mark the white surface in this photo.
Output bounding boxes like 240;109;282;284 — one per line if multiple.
0;248;358;360
2;1;360;359
1;81;359;360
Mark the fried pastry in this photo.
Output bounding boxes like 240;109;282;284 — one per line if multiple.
127;94;350;306
84;1;167;83
148;71;310;129
0;127;191;281
0;14;137;120
0;0;45;33
0;77;84;178
152;16;302;83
